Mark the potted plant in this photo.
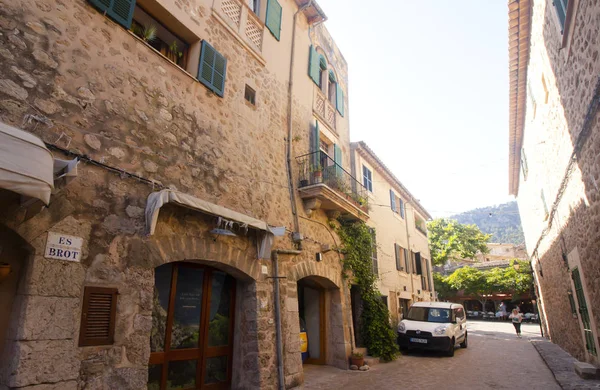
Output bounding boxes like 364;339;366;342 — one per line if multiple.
0;263;11;281
350;351;364;367
311;164;323;183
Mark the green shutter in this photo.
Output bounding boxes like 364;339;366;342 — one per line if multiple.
336;83;344;116
198;41;227;97
266;0;282;41
334;144;342;178
308;45;320;86
312;121;320;169
88;0;135;28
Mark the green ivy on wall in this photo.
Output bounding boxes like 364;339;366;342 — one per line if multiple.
337;219;398;361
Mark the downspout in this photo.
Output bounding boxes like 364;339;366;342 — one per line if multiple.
271;249;301;390
404;203;416;302
286;0;314;242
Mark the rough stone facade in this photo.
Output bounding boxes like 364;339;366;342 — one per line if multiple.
0;0;359;388
510;0;600;365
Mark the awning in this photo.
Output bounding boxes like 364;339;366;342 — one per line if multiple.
146;189;283;236
0;122;54;204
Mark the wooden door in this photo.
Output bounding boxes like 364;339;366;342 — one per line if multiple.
148;263;236;390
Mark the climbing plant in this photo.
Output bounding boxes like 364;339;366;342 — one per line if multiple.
337;219;398;361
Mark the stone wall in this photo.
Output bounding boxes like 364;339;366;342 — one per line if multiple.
0;0;356;387
517;0;600;364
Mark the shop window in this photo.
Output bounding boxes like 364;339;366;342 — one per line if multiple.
130;5;189;69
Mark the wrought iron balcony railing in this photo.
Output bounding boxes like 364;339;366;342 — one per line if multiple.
296;151;368;211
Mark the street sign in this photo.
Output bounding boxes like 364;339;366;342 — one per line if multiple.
45;232;83;262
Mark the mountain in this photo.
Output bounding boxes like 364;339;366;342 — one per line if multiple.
450;201;525;244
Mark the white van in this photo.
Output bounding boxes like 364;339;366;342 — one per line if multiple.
397;302;467;357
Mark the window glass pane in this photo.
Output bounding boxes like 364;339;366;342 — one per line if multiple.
171;267;204;349
167;360;197;390
151;264;173;352
208;271;235;347
148;364;162;390
205;356;228;384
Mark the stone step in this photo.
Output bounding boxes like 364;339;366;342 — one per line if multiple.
364;355;380;366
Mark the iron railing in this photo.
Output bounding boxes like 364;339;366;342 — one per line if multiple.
296;151;368;210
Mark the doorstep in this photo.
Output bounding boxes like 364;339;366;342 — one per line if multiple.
530;337;600;389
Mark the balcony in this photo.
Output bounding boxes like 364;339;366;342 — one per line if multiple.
313;88;336;133
296;151;368;221
213;0;264;56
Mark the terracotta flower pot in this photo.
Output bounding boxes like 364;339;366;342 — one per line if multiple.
350;356;364;367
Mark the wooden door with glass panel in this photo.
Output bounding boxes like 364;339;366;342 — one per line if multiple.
148;263;236;390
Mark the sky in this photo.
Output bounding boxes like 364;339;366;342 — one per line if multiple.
317;0;514;217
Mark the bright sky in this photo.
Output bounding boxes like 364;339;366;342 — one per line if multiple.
318;0;514;217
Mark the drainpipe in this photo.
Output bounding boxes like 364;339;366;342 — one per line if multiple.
286;1;313;242
404;203;416;302
271;249;301;390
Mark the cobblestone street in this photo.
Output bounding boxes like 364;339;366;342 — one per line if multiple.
302;321;560;390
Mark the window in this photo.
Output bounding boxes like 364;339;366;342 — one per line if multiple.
87;0;135;29
553;0;568;32
521;148;528;181
415;252;423;275
328;70;337;106
363;166;373;192
415;214;427;235
541;189;549;221
318;56;327;92
246;0;259;14
244;85;256;105
130;5;189;69
79;286;118;346
198;41;227;97
395;244;403;271
568;291;577;318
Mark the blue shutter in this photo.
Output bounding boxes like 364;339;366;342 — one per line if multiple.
390;189;396;212
400;199;405;218
88;0;135;29
308;46;320;85
336;83;344;116
266;0;282;41
553;0;568;31
198;41;227;97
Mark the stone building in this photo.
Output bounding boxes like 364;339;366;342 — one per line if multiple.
0;0;370;388
350;142;434;328
439;242;528;275
508;0;600;365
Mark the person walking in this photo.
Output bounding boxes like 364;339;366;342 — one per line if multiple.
509;308;524;337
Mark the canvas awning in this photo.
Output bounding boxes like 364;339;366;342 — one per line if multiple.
146;189;284;236
0;122;55;205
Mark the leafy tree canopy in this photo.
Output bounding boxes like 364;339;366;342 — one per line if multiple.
427;218;492;266
432;272;457;301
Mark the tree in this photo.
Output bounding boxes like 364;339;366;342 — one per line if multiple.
427;218;491;266
432;272;457;301
445;267;498;312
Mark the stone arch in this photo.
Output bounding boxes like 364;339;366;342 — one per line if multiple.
288;260;343;289
138;234;261;282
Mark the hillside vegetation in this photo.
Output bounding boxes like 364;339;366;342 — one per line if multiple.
450;201;525;245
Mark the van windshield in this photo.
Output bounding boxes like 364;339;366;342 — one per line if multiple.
406;307;452;323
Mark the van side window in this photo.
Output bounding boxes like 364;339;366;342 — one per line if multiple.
455;308;465;320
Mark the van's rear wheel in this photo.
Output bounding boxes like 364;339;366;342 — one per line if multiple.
460;332;468;348
446;338;455;357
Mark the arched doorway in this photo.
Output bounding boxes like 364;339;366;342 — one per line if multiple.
148;262;236;390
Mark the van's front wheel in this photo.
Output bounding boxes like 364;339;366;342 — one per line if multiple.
446;338;455;357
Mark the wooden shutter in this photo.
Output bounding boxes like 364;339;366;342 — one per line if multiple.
198;41;227;97
395;244;402;271
308;45;320;85
266;0;282;41
415;252;422;275
336;83;344;116
79;286;118;346
390;189;396;212
404;248;410;272
87;0;135;29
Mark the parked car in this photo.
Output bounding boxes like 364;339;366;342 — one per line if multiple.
397;302;468;357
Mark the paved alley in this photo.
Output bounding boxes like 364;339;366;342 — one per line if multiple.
302;321;560;390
